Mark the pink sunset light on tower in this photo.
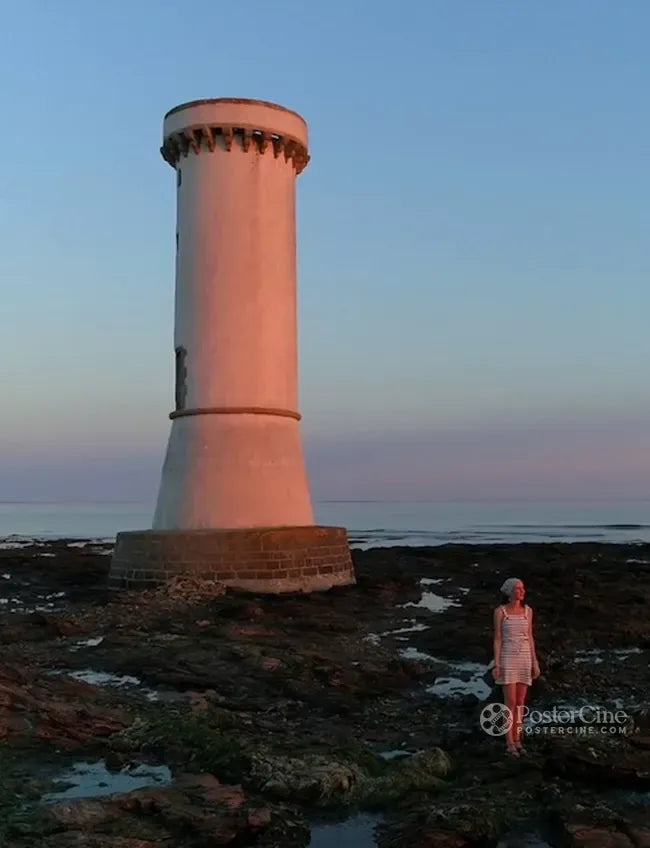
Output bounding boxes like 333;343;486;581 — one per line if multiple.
109;98;355;593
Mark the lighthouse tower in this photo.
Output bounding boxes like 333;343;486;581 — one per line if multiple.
109;98;354;593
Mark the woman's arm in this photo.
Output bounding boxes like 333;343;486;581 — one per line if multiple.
493;607;503;678
528;607;540;677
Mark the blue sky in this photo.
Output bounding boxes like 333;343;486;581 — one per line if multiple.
2;0;650;502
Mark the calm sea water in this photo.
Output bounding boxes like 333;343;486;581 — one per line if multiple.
1;501;650;546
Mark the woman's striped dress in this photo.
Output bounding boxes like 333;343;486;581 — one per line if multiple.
497;604;532;685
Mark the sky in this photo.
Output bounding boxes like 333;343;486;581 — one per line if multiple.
1;0;650;503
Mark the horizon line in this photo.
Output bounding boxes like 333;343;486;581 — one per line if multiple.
1;497;649;505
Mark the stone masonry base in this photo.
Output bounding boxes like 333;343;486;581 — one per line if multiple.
108;525;355;593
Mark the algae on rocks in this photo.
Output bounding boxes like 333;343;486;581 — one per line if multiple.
113;711;250;785
250;752;367;804
365;748;452;804
249;747;451;808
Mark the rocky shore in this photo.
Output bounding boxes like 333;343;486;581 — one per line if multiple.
0;537;649;847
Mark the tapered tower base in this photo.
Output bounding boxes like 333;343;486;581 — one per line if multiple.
108;525;355;593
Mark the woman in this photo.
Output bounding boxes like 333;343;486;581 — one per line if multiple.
493;577;540;756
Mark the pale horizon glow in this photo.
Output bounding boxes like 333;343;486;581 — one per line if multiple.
1;0;650;502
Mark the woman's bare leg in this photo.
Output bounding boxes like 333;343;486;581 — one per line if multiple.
515;683;529;747
503;683;518;751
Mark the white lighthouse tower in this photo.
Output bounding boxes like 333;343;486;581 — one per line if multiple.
110;98;354;593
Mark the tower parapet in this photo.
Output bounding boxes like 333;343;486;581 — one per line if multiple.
160;98;310;174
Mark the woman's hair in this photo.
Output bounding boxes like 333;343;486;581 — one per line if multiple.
500;577;521;600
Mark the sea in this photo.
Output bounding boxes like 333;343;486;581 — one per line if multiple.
1;500;650;547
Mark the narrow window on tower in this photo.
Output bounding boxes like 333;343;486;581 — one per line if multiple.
174;346;187;411
177;168;182;187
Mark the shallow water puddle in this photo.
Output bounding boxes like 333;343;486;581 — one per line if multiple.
365;620;429;644
427;668;492;701
398;646;492;700
400;646;436;662
402;591;461;613
41;760;171;803
3;590;68;615
70;636;105;650
52;667;171;703
68;669;142;687
309;813;381;847
574;650;604;665
575;647;643;664
3;600;62;614
432;660;492;700
366;578;463;647
308;815;547;848
378;749;413;761
401;577;461;613
369;577;488;700
0;536;50;550
496;834;552;848
387;621;429;635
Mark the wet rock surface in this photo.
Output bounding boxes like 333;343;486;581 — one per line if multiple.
0;538;648;845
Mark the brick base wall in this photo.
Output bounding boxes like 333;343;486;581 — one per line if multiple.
108;525;355;593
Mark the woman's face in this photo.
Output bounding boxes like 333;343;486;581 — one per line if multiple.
512;580;526;601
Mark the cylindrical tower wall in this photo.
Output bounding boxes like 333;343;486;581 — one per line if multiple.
175;136;298;411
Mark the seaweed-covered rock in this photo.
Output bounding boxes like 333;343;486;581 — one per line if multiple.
366;748;451;802
250;751;366;803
